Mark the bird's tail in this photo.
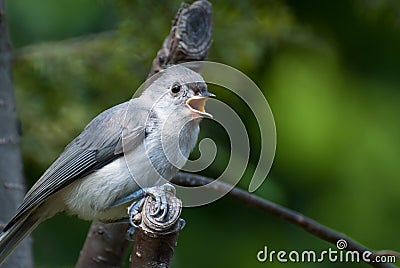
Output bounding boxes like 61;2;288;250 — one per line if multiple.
0;214;39;265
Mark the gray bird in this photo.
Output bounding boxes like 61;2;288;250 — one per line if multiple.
0;65;213;264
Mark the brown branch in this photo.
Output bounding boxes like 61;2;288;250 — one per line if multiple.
172;172;399;268
129;184;184;268
130;2;212;266
148;0;212;77
75;222;130;268
75;1;212;267
130;229;180;268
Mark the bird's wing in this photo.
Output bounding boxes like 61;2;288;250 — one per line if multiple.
6;100;147;229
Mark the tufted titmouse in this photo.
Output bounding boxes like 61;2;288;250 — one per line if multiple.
0;65;214;264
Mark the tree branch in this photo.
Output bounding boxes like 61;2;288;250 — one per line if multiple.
129;184;185;268
75;222;130;268
148;0;212;77
75;1;212;267
172;172;399;268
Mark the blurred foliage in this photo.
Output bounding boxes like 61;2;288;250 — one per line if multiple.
4;0;400;267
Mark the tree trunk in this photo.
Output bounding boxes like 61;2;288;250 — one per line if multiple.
0;1;33;267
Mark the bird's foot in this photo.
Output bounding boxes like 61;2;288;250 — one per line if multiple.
127;183;176;227
115;183;180;240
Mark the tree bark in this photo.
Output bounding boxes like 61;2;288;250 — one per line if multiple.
147;0;212;77
130;229;180;268
129;184;184;268
75;222;130;268
0;1;33;267
75;1;212;267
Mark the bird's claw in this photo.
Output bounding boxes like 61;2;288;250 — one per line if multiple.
147;186;170;221
127;183;175;227
127;198;144;227
124;183;182;237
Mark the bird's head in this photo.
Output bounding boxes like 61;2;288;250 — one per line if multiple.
141;65;214;120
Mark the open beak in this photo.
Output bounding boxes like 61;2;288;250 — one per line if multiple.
186;92;215;119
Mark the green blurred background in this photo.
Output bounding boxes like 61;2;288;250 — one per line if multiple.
4;0;400;267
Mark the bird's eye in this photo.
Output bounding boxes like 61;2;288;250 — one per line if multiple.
171;82;181;94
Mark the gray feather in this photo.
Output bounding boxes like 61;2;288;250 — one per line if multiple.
0;214;39;265
5;100;147;230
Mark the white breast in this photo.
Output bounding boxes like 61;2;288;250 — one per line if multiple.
62;120;200;221
62;154;139;221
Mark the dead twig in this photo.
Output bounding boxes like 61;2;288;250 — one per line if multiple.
172;172;399;268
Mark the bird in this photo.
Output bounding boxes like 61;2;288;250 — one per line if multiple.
0;64;214;265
